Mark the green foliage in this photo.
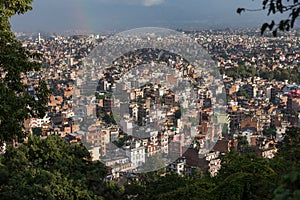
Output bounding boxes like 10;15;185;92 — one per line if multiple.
113;134;130;147
174;108;182;119
123;127;300;199
236;135;249;151
0;0;34;28
0;136;108;199
97;180;124;200
0;0;50;145
213;152;276;200
102;112;117;125
1;1;300;199
1;124;300;200
236;89;249;99
263;127;277;138
124;172;190;200
277;127;300;162
271;67;299;82
224;65;258;80
224;65;299;82
272;127;300;200
32;127;42;136
274;170;300;200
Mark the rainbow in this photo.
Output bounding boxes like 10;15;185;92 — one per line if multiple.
69;1;92;32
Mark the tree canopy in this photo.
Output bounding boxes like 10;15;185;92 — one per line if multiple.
0;0;50;145
0;136;126;200
1;127;299;200
122;127;300;200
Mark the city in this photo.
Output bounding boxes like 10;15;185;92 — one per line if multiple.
16;28;299;179
1;0;300;199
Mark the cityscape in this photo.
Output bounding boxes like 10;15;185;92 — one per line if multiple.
1;1;300;199
17;28;299;178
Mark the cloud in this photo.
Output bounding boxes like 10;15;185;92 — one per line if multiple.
143;0;165;6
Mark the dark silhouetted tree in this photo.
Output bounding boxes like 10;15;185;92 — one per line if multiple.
237;0;300;36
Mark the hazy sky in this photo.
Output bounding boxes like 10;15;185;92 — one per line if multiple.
10;0;281;33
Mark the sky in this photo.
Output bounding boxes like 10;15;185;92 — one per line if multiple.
10;0;284;33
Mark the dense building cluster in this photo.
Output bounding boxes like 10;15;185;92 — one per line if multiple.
18;29;300;178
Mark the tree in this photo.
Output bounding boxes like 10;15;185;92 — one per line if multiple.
236;89;249;99
263;127;277;139
0;0;50;145
102;112;117;125
123;127;300;200
124;171;190;200
276;127;300;163
236;135;252;153
237;0;300;36
213;151;276;200
272;127;300;200
175;108;182;119
0;136;108;199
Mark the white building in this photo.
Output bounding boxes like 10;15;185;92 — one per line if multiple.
206;151;221;177
241;129;254;145
30;115;51;128
276;121;290;141
168;157;186;175
89;146;101;161
125;140;145;168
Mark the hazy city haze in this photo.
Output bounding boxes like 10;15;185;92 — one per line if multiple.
10;0;280;32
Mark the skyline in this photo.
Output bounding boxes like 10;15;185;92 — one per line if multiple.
9;0;286;33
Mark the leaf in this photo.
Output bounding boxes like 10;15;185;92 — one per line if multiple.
269;20;275;30
268;2;276;15
261;23;269;35
236;8;245;14
263;0;269;7
276;1;283;13
291;8;300;28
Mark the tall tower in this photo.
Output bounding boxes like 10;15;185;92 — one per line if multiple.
38;33;41;44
